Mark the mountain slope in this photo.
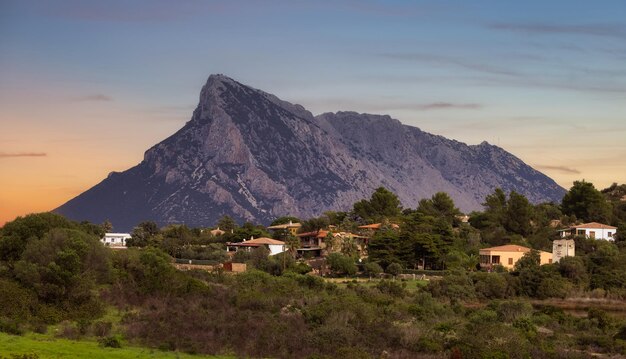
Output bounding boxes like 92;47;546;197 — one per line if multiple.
55;74;565;230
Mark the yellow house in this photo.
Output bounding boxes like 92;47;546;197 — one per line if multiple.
479;244;552;270
267;220;302;236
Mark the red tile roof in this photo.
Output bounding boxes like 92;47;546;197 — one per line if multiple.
571;222;617;230
480;244;531;253
227;237;285;246
358;223;399;229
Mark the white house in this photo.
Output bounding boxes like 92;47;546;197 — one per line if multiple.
226;237;286;256
558;222;617;241
102;233;131;248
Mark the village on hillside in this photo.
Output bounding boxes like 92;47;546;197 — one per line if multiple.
99;182;625;280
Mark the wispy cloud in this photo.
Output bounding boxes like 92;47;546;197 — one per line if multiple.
416;102;482;111
534;165;581;174
381;52;521;77
71;94;113;102
489;23;626;40
0;152;47;158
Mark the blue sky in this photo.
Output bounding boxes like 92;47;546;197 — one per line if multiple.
1;0;625;223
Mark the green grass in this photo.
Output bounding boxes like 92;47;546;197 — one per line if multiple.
0;332;231;359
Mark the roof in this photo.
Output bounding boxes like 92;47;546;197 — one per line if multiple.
570;222;617;230
480;244;532;253
227;237;285;246
358;223;399;229
296;230;327;238
209;228;225;236
267;222;302;230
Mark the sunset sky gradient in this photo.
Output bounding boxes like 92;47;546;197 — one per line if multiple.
1;0;625;225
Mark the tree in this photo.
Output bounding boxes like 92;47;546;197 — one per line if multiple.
514;250;540;272
561;180;612;223
326;253;357;276
417;192;461;227
504;191;533;236
270;216;301;226
216;215;237;233
13;228;110;306
285;234;300;258
363;262;383;277
128;221;160;247
101;220;113;233
483;188;507;227
386;262;403;276
353;187;402;223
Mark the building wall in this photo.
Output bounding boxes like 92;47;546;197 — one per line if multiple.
479;250;527;270
561;227;616;240
267;244;286;256
102;233;131;247
552;239;575;263
479;250;552;270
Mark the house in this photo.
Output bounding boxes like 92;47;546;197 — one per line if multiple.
209;227;226;236
267;221;302;237
226;237;286;256
557;222;617;241
552;239;575;263
357;223;400;231
101;233;131;248
479;244;552;270
296;230;328;258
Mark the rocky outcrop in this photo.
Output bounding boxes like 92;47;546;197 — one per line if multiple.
55;74;565;230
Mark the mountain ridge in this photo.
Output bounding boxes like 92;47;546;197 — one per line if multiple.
55;74;565;230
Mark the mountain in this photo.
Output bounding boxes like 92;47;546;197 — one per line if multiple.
55;74;565;230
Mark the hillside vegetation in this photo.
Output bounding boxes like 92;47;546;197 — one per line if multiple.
1;181;626;358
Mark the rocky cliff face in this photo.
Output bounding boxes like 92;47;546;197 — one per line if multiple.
55;74;565;230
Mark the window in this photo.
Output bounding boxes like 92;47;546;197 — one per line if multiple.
492;255;500;264
589;231;595;239
508;258;513;265
577;229;586;236
549;259;553;264
608;232;613;238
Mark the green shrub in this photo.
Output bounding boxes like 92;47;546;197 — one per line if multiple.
0;317;24;335
385;263;403;276
363;262;383;277
375;280;406;298
99;335;122;348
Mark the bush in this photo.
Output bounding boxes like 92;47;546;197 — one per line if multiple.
99;335;122;348
0;317;24;335
427;272;476;302
363;262;383;277
375;280;406;298
327;253;357;276
385;263;403;276
472;272;509;299
56;321;80;340
91;320;112;337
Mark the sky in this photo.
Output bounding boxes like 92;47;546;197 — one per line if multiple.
1;0;625;226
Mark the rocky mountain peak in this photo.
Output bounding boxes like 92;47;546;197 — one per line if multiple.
55;74;566;230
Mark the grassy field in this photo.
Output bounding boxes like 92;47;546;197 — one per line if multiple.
0;332;230;359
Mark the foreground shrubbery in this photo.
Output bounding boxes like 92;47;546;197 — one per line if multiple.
2;213;626;358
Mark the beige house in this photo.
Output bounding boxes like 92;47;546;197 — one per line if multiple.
267;221;302;236
479;244;552;270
